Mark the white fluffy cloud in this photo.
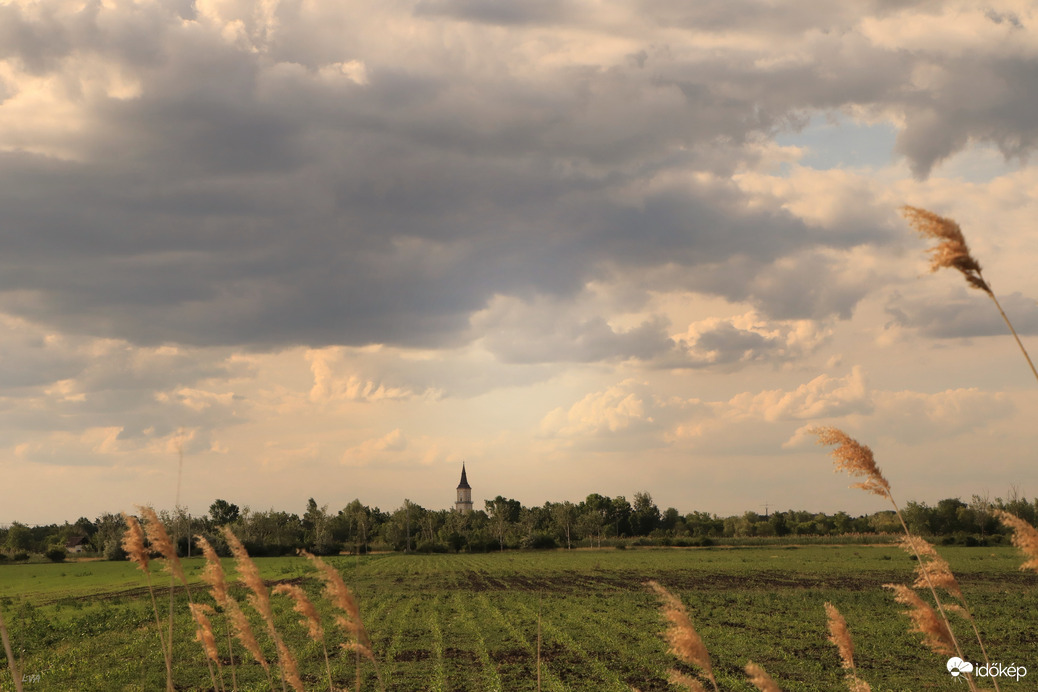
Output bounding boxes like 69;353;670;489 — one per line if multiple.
669;311;832;368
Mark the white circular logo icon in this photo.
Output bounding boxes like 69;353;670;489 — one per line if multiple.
947;657;974;677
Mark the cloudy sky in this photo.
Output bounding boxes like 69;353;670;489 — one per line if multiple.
1;0;1036;525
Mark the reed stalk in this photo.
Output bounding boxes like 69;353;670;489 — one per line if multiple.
0;607;23;692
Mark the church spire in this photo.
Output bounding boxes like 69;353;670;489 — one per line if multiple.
455;462;472;512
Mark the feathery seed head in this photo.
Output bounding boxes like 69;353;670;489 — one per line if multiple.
813;427;891;498
646;581;714;678
667;669;708;692
138;506;186;586
276;638;305;692
188;603;220;663
226;598;269;671
303;550;372;649
846;676;873;692
121;513;149;572
745;661;782;692
884;584;955;656
195;535;229;606
900;536;963;600
824;602;855;670
222;526;274;622
901;206;990;294
273;583;325;641
995;510;1038;572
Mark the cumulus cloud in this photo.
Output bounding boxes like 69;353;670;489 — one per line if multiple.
728;367;872;421
307;347;415;402
668;310;832;368
540;379;697;441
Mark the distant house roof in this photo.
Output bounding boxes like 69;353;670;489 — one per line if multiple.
457;463;471;490
65;535;87;549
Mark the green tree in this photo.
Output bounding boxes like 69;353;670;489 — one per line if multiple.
485;496;521;550
551;501;578;549
209;499;240;526
5;522;31;553
632;492;660;536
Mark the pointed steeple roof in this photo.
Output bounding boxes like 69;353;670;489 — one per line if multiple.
457;462;471;490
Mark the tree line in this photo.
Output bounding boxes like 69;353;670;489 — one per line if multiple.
2;491;1036;561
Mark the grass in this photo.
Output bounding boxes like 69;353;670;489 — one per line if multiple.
1;547;1036;690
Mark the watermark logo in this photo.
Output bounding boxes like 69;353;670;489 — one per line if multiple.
947;657;974;678
947;657;1027;682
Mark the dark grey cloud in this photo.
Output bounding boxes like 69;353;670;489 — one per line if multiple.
480;312;673;364
886;290;1038;339
0;1;1032;353
413;0;574;25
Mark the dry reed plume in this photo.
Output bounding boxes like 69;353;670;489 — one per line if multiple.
646;580;718;692
884;584;955;656
122;513;173;691
666;670;707;692
744;661;782;692
902;536;962;600
188;602;223;692
824;603;872;692
273;583;335;692
139;506;187;587
196;535;244;690
813;428;890;499
994;510;1038;572
901;205;1038;383
222;526;302;692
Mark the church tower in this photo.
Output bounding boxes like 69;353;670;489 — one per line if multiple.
455;463;473;513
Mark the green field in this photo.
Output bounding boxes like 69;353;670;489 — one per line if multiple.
1;546;1035;691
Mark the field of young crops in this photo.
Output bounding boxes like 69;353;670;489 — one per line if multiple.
1;546;1035;691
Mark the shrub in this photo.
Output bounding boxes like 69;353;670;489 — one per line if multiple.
11;552;29;562
104;538;127;561
45;548;67;563
521;532;557;550
415;541;448;553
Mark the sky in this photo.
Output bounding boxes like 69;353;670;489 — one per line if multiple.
1;0;1037;525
